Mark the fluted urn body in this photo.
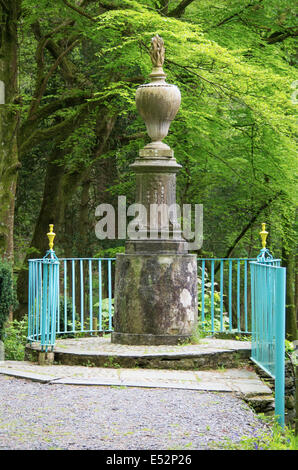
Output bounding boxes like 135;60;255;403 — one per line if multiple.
136;80;181;149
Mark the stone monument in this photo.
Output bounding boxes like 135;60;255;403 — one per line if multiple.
111;35;198;345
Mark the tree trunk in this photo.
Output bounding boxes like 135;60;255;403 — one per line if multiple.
15;147;82;319
0;0;21;262
15;112;117;319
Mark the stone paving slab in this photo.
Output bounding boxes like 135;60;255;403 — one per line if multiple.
0;360;271;397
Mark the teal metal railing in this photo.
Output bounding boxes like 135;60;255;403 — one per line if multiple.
28;254;255;350
250;256;286;427
57;258;115;336
197;258;256;335
28;255;115;350
28;250;60;352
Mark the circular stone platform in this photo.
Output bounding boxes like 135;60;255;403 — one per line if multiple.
25;336;252;370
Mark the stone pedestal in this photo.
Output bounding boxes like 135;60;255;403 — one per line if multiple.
111;253;197;345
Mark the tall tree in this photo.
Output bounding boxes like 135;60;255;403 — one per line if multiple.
0;0;21;261
8;0;297;332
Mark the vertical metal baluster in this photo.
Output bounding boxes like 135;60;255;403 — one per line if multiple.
260;264;264;366
229;260;232;331
35;262;38;341
262;264;267;367
32;261;35;341
47;263;53;350
80;259;84;331
244;260;248;333
28;261;32;341
255;262;259;362
98;260;102;330
72;260;75;332
51;262;58;348
254;263;258;363
201;260;205;330
38;262;42;340
265;264;270;370
275;267;286;428
268;265;273;371
211;260;214;334
250;263;255;360
220;260;224;332
237;259;240;332
89;259;93;331
36;261;41;341
64;260;67;332
108;259;112;331
56;260;60;335
41;263;48;350
33;261;37;342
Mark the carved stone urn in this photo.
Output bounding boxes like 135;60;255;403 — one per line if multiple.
135;35;181;150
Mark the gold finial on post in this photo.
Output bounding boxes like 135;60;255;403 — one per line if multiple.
259;223;268;249
47;224;56;250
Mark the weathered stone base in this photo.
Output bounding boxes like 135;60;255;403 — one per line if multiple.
112;253;197;345
25;342;251;370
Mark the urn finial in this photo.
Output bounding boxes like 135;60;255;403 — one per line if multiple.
150;35;165;67
136;35;181;150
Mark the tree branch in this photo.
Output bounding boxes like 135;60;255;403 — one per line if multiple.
20;100;97;157
266;30;298;44
28;38;80;118
218;191;282;266
168;0;196;17
0;0;10;14
62;0;97;21
209;0;264;29
32;20;93;88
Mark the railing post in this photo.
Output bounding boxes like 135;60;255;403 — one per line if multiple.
275;266;286;428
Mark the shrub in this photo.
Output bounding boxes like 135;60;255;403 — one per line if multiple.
197;266;229;336
3;316;28;360
0;260;17;341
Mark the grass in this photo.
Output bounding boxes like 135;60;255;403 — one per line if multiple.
218;417;298;450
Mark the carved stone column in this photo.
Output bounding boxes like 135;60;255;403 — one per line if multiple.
111;36;197;345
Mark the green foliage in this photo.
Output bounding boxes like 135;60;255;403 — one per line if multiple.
198;267;229;335
94;246;125;258
93;298;114;331
220;419;298;450
3;317;28;361
0;261;17;340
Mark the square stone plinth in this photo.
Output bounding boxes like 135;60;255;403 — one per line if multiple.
112;253;197;345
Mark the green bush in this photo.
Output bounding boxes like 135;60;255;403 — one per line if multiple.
0;260;17;341
93;298;114;331
3;316;28;360
197;266;229;336
221;419;298;450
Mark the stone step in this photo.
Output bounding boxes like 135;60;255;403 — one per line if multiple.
25;336;252;370
0;360;271;394
0;359;274;415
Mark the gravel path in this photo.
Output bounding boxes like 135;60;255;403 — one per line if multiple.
0;375;271;450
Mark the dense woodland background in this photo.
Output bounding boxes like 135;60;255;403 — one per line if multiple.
0;0;297;339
